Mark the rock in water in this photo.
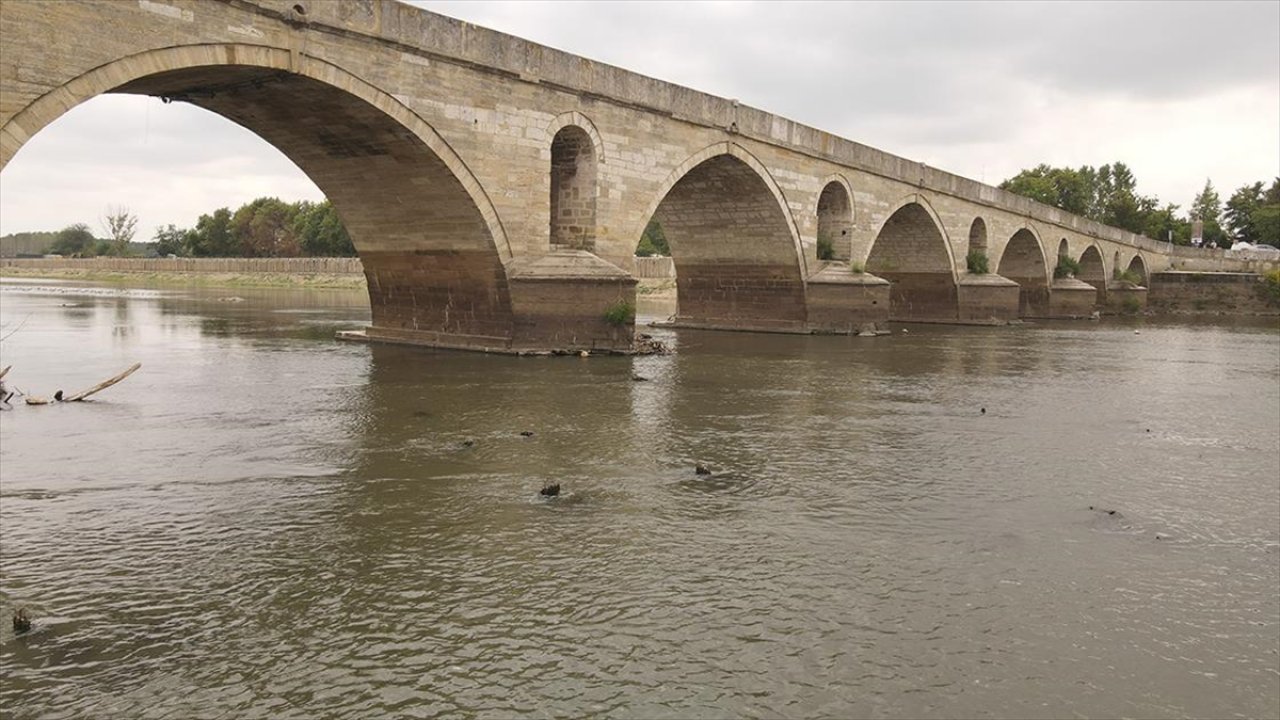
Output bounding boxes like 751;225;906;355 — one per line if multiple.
540;483;561;497
12;608;31;634
695;464;712;476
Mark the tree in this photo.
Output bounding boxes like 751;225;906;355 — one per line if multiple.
1251;178;1280;248
50;223;97;256
153;224;192;257
1191;179;1227;247
101;205;138;256
294;200;355;256
188;207;236;257
635;219;669;257
1143;203;1191;245
232;197;300;257
1224;182;1264;244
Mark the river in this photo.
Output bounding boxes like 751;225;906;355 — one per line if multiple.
1;278;1277;719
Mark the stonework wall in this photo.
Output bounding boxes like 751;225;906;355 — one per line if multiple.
1148;272;1279;314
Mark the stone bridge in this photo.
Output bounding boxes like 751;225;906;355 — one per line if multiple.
1;0;1269;352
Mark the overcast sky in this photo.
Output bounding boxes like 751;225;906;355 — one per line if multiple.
1;0;1276;239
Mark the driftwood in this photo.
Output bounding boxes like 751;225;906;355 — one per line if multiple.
0;366;10;381
25;363;141;405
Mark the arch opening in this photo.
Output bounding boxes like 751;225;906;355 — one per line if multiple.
816;182;853;261
1078;245;1107;304
866;202;956;321
1057;238;1069;261
1125;255;1148;286
997;228;1049;317
968;217;988;254
649;153;806;331
6;52;515;348
549;125;597;252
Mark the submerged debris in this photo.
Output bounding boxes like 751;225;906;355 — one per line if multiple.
540;483;561;497
12;607;32;634
695;464;712;476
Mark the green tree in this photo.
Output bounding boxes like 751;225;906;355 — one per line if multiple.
635;219;669;257
50;223;97;256
232;197;300;257
153;224;192;257
188;208;236;257
1142;203;1191;245
999;164;1094;217
1224;182;1264;244
1252;178;1280;248
294;200;355;256
1191;179;1227;247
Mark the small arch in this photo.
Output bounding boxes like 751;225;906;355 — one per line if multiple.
968;217;988;254
816;176;853;262
1057;238;1069;260
1126;255;1148;286
1113;251;1122;280
997;227;1049;317
545;111;604;164
866;195;957;321
1078;245;1107;305
549;124;598;251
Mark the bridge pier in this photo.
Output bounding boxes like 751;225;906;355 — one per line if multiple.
1047;277;1100;318
1102;283;1148;314
956;274;1021;324
507;251;637;352
804;264;891;333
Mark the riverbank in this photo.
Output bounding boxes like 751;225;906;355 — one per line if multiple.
1;265;682;296
0;265;367;290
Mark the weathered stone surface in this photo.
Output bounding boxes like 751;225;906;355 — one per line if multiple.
956;273;1020;324
805;264;890;333
1048;277;1099;318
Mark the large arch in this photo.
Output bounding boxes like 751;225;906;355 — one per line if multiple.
1078;245;1107;305
1;44;517;348
645;144;807;331
816;176;854;261
866;198;957;322
997;228;1050;317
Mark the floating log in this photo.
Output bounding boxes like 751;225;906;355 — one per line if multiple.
65;363;141;402
0;365;10;381
24;363;141;405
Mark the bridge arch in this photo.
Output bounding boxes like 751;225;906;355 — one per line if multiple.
866;195;958;321
1126;254;1149;285
968;217;989;255
816;174;855;261
1078;244;1107;304
642;142;808;331
997;227;1050;317
549;123;598;252
1;43;518;346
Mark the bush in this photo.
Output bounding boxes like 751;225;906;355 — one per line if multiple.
603;300;635;326
1114;269;1143;286
966;249;989;274
817;233;835;261
849;261;865;274
1262;269;1280;305
1054;256;1081;279
1121;296;1141;315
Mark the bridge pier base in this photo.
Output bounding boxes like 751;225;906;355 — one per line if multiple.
507;251;638;352
804;264;890;333
1103;283;1148;315
1047;277;1099;318
956;274;1020;324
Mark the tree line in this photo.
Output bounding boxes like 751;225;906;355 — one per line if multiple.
39;198;354;258
999;163;1280;249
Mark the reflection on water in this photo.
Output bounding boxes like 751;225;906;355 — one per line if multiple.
1;278;1278;719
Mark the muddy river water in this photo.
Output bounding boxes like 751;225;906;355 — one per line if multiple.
1;278;1277;719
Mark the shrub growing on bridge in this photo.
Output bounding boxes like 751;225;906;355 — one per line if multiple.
965;249;989;274
1054;256;1081;279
